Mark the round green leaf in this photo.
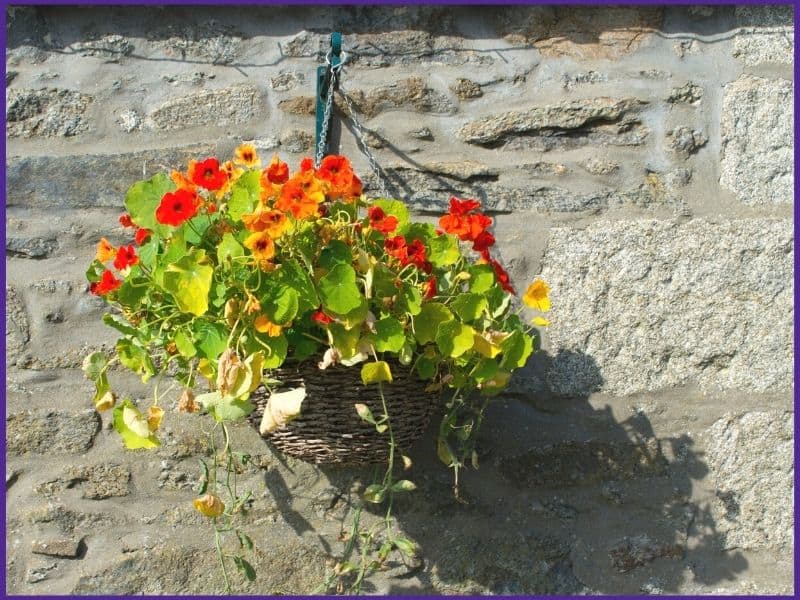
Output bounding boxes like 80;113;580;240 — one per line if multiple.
435;321;475;358
318;263;361;315
414;302;454;345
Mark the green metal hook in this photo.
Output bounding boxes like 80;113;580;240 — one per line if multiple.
315;32;343;160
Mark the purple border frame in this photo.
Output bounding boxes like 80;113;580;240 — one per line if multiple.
1;1;797;599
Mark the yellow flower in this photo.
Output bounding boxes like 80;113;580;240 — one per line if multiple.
523;279;551;312
254;315;282;337
233;142;261;168
193;493;225;518
531;316;550;327
96;238;116;263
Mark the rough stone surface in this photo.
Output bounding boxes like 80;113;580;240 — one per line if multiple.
6;286;30;361
270;70;304;91
6;146;215;209
518;162;570;177
149;22;243;64
146;84;262;131
279;129;313;153
705;411;794;551
6;236;59;258
666;127;707;158
6;410;101;456
457;98;648;148
450;78;483;99
580;158;619;175
497;439;669;487
608;535;683;572
37;464;131;500
6;88;92;137
70;35;133;60
494;6;662;59
428;530;587;595
71;541;327;594
666;82;703;104
733;5;794;66
540;219;793;396
31;538;83;559
280;77;455;119
720;76;793;205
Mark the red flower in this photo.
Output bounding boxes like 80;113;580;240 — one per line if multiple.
134;228;151;245
312;309;333;326
472;230;496;254
206;202;217;214
384;236;408;263
368;206;398;235
265;157;289;184
448;197;482;216
113;245;139;270
407;238;427;267
188;158;228;191
90;269;122;296
299;157;315;172
156;189;199;226
118;214;134;228
423;276;437;299
488;257;515;294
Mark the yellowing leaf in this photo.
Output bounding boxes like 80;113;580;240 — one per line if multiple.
361;361;393;385
112;399;160;450
473;333;501;358
163;250;214;316
531;316;550;327
95;390;116;412
259;388;306;434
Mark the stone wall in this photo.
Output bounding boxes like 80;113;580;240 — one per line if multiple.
5;5;794;595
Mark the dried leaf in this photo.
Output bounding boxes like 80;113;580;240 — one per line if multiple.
259;387;306;434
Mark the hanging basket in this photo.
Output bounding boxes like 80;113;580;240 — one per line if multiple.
247;359;438;465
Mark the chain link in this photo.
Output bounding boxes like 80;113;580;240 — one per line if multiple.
337;83;390;198
314;48;391;197
313;65;339;169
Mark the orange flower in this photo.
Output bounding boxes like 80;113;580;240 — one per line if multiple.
234;142;260;168
274;176;324;220
244;231;276;266
317;155;360;201
220;160;243;182
170;169;197;193
96;238;116;263
254;315;282;337
241;209;290;238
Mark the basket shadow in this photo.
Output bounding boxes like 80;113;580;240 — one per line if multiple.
261;349;749;595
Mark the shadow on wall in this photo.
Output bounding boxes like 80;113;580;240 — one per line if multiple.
261;350;748;595
6;5;770;67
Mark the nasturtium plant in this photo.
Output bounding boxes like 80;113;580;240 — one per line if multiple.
84;145;552;594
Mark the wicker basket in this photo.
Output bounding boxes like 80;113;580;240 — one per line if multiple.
247;359;437;465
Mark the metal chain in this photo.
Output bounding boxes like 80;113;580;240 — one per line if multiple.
313;64;339;169
337;83;390;198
